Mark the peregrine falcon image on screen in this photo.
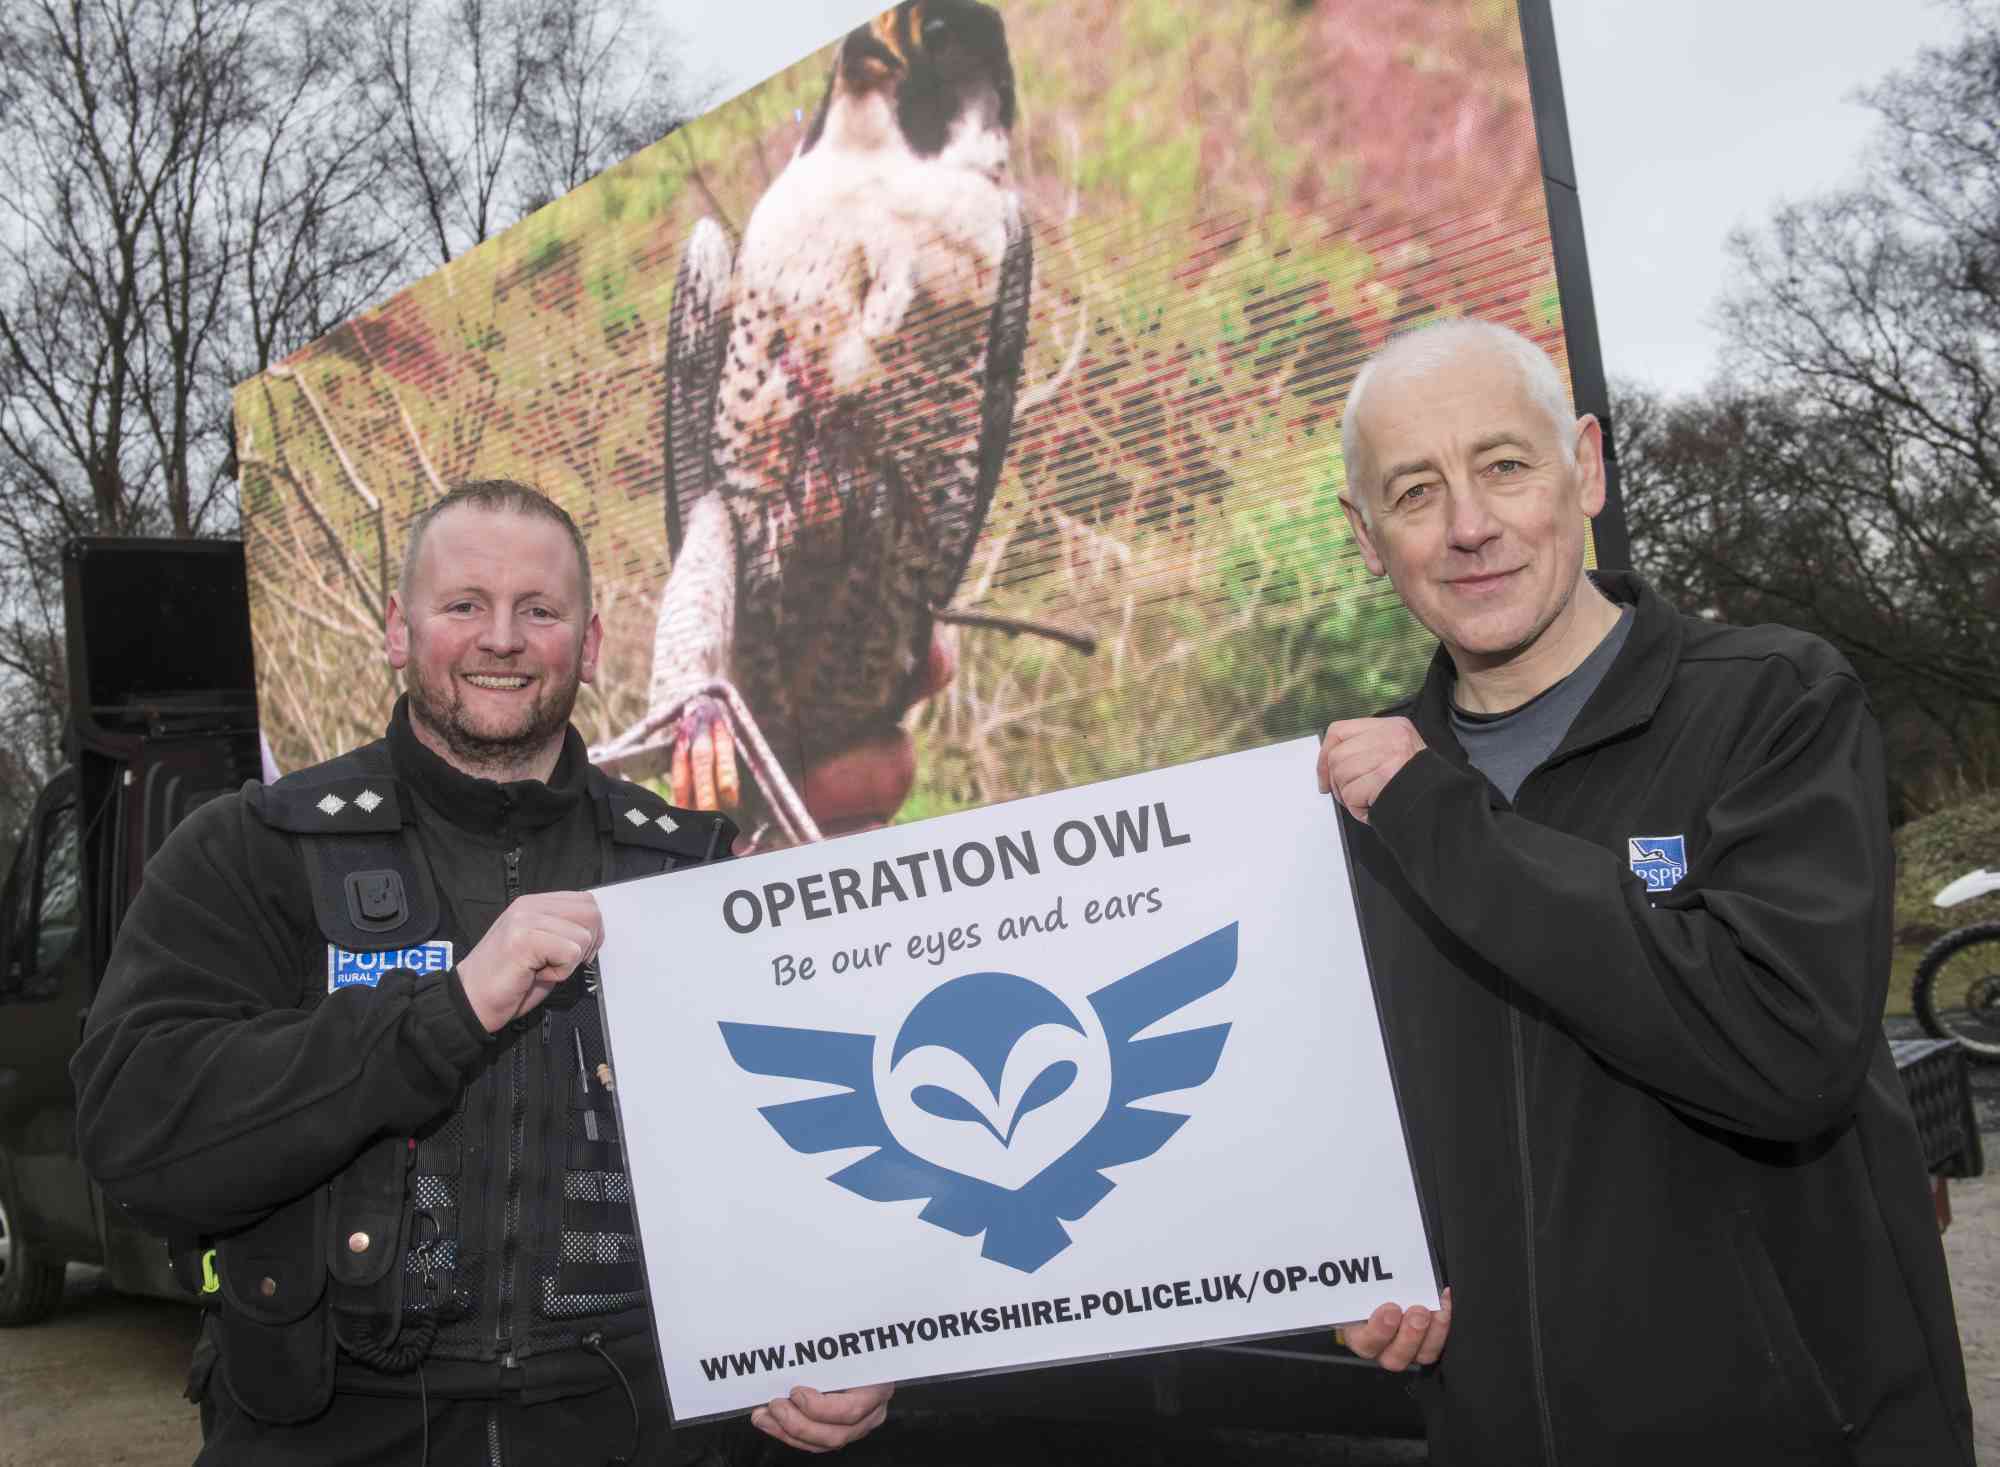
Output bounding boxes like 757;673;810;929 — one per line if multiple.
234;0;1565;838
595;1;1041;849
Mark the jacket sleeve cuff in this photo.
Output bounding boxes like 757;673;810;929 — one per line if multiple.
409;968;494;1081
1370;747;1483;844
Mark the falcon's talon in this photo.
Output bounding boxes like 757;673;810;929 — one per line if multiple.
673;693;740;812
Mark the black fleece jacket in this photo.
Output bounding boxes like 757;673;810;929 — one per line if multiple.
1347;573;1973;1466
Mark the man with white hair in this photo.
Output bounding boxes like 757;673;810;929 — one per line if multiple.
1319;321;1973;1464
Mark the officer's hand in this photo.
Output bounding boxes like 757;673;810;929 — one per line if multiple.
1340;1287;1451;1372
751;1381;894;1453
456;892;603;1033
1317;716;1427;825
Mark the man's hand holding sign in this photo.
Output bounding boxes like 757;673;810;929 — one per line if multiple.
1340;1289;1452;1373
456;892;605;1031
751;1385;896;1455
1317;718;1428;827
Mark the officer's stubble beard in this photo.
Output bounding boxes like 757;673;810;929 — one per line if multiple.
402;630;585;784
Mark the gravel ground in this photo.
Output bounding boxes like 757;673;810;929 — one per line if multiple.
3;1030;1992;1467
0;1269;202;1467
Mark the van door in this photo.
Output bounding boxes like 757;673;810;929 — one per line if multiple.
0;772;100;1263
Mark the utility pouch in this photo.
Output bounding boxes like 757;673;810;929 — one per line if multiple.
214;1188;334;1425
327;1135;412;1351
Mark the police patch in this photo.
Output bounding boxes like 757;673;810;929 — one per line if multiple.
1628;835;1689;892
327;940;455;992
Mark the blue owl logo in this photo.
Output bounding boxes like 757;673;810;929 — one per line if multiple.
891;971;1094;1160
720;923;1238;1272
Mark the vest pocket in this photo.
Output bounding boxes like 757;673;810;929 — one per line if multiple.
214;1188;335;1423
326;1135;412;1363
535;1105;647;1319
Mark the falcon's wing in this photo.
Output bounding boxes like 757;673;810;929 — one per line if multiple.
664;218;735;560
935;203;1034;600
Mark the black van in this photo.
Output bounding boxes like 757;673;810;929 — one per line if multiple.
0;538;259;1324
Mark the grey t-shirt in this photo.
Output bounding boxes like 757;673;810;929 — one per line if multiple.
1450;606;1634;803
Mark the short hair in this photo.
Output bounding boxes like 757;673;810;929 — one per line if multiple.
1339;320;1576;521
397;480;592;609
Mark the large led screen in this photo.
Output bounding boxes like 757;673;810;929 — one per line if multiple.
233;0;1580;848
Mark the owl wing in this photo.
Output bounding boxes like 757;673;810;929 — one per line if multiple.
718;1022;893;1154
1090;922;1237;1110
718;1021;950;1212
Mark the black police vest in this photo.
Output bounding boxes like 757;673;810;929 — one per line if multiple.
214;741;732;1423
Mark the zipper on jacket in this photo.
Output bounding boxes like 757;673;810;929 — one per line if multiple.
1509;1001;1560;1467
495;844;527;1367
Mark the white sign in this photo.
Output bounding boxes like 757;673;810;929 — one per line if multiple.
593;737;1436;1421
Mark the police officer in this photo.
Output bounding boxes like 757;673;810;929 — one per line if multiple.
73;483;895;1464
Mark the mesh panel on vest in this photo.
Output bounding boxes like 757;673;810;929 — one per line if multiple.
413;1175;455;1210
522;995;647;1343
563;1172;633;1203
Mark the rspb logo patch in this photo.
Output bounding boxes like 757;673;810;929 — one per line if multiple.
1628;835;1688;892
327;941;454;993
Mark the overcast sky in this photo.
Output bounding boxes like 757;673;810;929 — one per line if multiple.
673;1;1966;397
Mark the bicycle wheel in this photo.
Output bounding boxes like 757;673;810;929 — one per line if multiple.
1913;920;2000;1063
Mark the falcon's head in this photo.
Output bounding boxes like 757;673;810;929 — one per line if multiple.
801;0;1016;179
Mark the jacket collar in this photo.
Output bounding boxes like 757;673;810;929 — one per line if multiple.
386;695;589;836
1407;570;1683;769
